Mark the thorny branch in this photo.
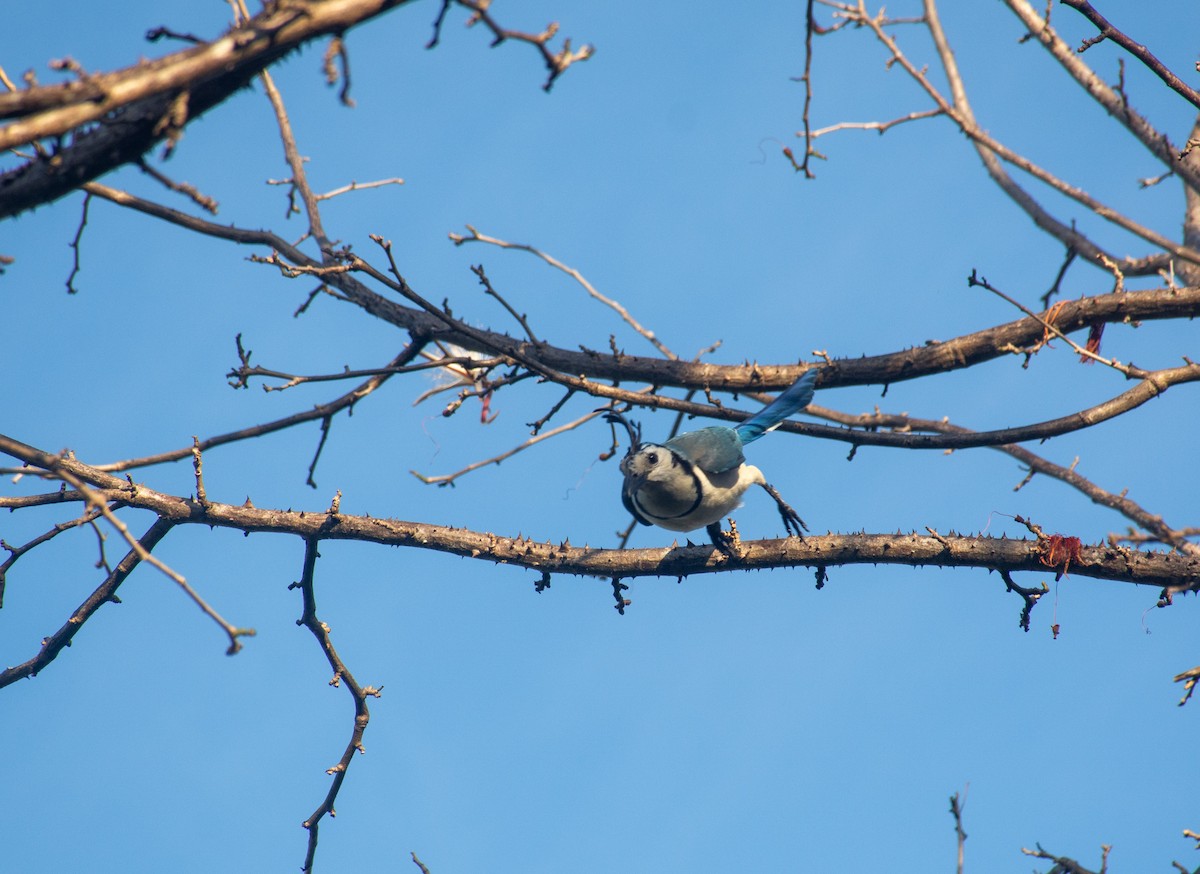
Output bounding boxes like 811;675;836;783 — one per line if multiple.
56;181;1200;398
49;462;255;656
4;3;1199;869
293;537;382;874
2;434;1197;593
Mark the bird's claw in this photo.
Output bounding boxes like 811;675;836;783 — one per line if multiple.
761;481;807;539
706;520;745;559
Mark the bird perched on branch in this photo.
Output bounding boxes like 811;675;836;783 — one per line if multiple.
604;369;818;551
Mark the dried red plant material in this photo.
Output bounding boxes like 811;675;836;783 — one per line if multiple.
1080;321;1105;363
1040;534;1083;576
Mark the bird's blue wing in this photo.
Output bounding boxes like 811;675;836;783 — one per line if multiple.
734;369;817;445
665;427;745;474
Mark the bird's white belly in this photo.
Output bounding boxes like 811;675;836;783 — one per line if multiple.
642;464;764;532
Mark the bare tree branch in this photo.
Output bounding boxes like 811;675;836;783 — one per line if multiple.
1060;0;1200;111
0;515;173;689
2;434;1196;592
294;536;382;874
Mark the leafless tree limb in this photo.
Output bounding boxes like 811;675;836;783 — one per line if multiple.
294;536;382;874
1002;0;1200;192
1060;0;1200;111
3;433;1197;594
0;515;173;689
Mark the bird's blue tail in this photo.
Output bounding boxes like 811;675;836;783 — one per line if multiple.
734;369;818;445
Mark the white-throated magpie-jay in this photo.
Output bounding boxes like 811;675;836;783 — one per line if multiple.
604;369;817;549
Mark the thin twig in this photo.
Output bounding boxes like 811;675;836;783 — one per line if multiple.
411;409;603;486
52;465;254;654
808;107;943;138
1061;0;1200;110
967;269;1138;374
431;0;594;91
472;262;539;343
0;516;175;689
450;225;678;360
136;159;219;213
65;190;90;294
315;177;404;201
258;67;331;252
0;504;108;608
293;537;383;874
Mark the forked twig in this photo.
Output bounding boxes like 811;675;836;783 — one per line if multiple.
293;537;383;874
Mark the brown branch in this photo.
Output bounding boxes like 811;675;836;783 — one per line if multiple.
1020;843;1106;874
315;177;404;202
2;433;1196;591
88;178;1200;394
793;0;820;178
0;2;404;128
1173;665;1200;707
1061;0;1200;111
0;0;413;219
430;0;594;91
258;65;331;252
949;791;967;874
51;464;255;655
0;342;427;478
909;0;1200;271
411;409;603;486
0;0;592;219
229;354;498;394
1001;0;1200;195
294;537;382;874
0;504;108;608
812;401;1198;554
449;225;678;360
807;107;944;139
0;515;174;689
64;189;90;294
136;160;219;213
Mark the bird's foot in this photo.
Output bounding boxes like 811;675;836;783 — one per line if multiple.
760;481;808;539
706;520;745;559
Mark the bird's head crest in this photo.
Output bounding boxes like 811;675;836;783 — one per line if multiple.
602;409;642;455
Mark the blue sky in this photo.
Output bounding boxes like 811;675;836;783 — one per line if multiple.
2;2;1198;871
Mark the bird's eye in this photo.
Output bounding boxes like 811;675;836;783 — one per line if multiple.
646;452;658;465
